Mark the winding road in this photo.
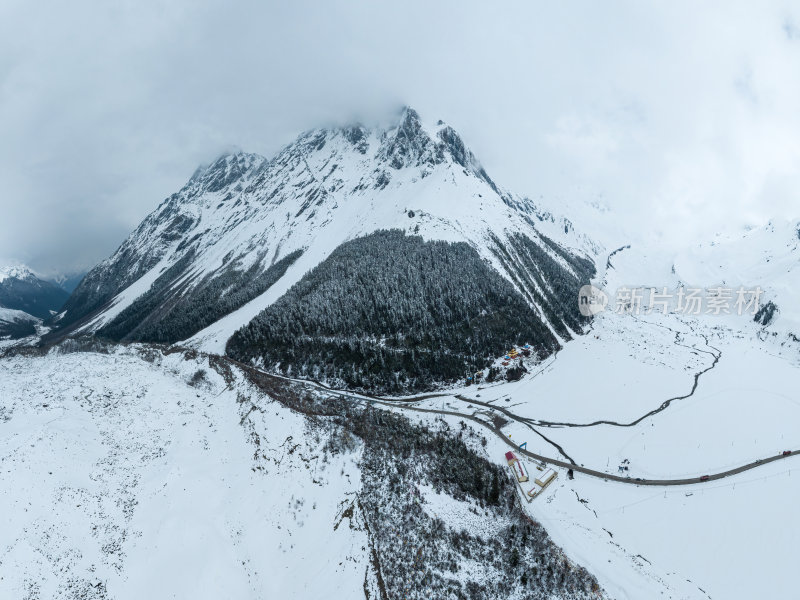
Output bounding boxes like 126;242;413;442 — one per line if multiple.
222;354;799;488
202;241;797;489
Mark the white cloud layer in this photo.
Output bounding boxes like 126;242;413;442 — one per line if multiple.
1;1;799;272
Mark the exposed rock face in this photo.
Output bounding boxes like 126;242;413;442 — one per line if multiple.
54;108;596;390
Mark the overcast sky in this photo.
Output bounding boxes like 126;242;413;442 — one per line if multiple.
1;1;799;275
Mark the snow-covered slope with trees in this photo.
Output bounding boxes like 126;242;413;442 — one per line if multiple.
54;108;597;391
7;116;800;598
387;231;800;599
0;306;39;339
0;343;603;599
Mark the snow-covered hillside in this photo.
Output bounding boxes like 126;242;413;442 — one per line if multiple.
0;343;603;599
370;229;800;599
47;271;87;294
56;109;597;362
673;219;800;332
0;306;39;340
6;202;800;598
0;306;37;325
0;347;369;599
593;217;800;353
18;102;800;599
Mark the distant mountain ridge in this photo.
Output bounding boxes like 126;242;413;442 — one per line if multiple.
48;271;87;294
0;265;68;320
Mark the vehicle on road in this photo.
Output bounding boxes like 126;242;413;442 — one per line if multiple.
700;475;710;481
783;450;792;456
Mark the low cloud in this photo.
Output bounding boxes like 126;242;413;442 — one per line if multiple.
1;1;799;272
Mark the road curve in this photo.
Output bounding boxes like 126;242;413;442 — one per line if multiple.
219;355;798;488
363;393;799;486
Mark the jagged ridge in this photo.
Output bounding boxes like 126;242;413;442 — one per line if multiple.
52;108;598;391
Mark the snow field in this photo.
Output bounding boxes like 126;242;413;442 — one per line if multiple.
0;349;368;599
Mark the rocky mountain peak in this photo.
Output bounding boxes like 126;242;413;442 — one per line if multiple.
0;265;36;283
186;151;267;196
377;106;442;170
55;107;594;350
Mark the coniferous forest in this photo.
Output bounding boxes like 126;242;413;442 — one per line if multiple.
227;230;593;393
99;250;303;343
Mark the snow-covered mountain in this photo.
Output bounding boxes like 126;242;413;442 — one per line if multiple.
0;265;69;320
7;110;800;600
55;108;598;391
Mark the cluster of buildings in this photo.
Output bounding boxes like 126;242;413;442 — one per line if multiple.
505;451;557;501
501;344;532;366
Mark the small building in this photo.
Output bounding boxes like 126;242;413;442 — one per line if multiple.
505;451;529;482
512;459;529;483
535;469;556;488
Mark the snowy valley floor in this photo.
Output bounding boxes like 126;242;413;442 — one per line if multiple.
397;310;800;599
